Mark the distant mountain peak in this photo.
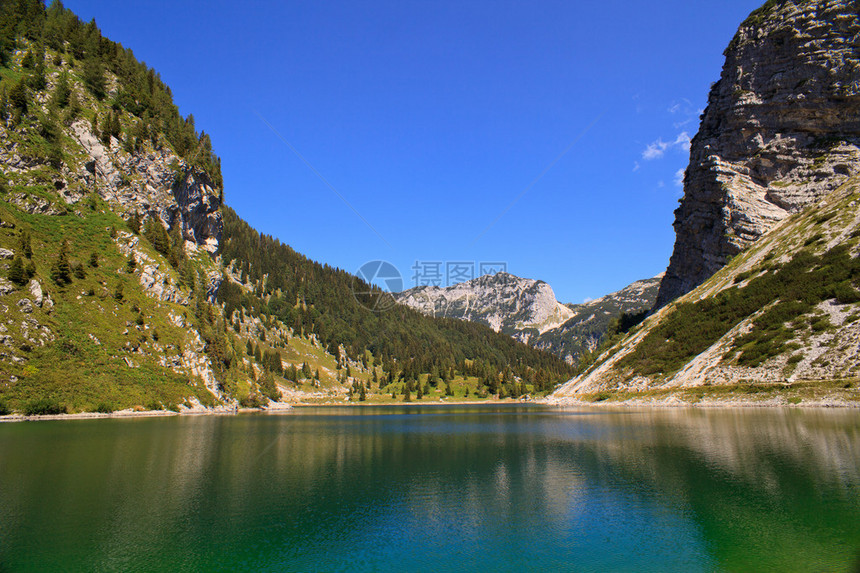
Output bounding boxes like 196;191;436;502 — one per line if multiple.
396;272;572;335
396;272;662;365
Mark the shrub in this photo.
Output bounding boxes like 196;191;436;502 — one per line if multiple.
24;398;65;416
786;354;804;365
240;393;267;408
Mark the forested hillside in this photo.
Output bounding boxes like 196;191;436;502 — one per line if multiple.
0;0;572;414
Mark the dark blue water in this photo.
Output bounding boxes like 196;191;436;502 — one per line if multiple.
0;405;858;571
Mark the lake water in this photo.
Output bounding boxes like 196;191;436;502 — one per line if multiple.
0;405;858;572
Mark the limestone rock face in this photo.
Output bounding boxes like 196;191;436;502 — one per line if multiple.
70;121;222;253
656;0;860;308
395;272;575;339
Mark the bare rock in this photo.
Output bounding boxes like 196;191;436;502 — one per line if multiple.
656;1;860;307
28;280;43;307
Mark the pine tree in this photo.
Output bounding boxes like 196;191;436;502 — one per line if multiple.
8;257;25;285
8;79;27;114
89;251;98;267
82;57;105;100
19;231;32;259
50;241;71;285
51;72;71;108
66;90;80;121
29;59;46;91
144;218;170;256
126;212;141;233
0;84;7;120
100;112;112;146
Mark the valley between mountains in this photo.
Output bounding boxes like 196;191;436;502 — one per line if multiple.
1;0;860;416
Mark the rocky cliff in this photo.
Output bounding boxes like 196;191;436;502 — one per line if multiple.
656;0;860;308
548;0;860;405
395;272;575;339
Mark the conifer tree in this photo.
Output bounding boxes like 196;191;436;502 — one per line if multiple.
0;84;7;120
51;72;71;108
29;59;46;91
8;79;27;114
82;57;105;99
19;230;32;259
8;256;25;285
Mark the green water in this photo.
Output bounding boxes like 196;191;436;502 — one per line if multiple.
0;406;858;572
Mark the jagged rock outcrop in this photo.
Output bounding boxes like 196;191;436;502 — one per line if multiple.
395;272;575;340
656;0;860;308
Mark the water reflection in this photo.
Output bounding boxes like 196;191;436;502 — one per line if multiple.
0;406;857;571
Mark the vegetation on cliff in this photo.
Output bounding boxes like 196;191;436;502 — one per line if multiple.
0;0;572;414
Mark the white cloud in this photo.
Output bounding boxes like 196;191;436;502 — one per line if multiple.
668;98;693;114
674;131;691;152
674;168;685;187
643;139;669;160
633;161;640;172
642;131;691;160
658;180;665;188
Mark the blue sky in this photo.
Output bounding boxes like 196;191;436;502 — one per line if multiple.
66;0;763;303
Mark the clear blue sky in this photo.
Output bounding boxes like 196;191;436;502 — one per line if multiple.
66;0;763;303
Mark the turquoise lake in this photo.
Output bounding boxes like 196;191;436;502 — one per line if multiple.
0;405;858;571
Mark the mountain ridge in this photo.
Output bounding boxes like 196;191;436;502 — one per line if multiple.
395;271;661;365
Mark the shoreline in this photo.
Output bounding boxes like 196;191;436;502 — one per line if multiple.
1;394;858;423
